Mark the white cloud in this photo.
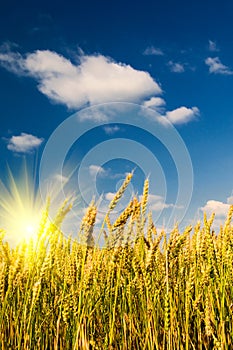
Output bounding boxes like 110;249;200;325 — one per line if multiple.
0;49;162;109
200;200;230;218
168;61;185;73
205;57;233;75
139;194;178;212
139;194;163;203
105;192;171;211
6;133;44;153
208;40;219;52
143;97;166;109
89;165;106;177
165;106;199;125
198;195;233;230
143;46;164;56
103;125;120;135
0;47;201;126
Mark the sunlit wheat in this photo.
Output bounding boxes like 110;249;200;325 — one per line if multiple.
0;173;233;349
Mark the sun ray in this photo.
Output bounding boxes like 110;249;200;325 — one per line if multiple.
0;164;44;245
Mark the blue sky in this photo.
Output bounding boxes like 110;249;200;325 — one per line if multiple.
0;0;233;237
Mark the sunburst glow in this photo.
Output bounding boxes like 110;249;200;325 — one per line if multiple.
0;164;43;244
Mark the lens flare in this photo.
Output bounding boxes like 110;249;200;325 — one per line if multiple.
0;165;43;245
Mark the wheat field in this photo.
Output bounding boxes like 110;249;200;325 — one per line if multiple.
0;174;233;349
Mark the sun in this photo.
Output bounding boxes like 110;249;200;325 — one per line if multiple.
0;164;43;244
10;207;42;241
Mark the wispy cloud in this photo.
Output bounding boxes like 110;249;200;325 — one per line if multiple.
0;48;162;109
205;57;233;75
105;192;175;212
78;109;108;122
139;194;181;212
165;106;199;125
53;173;69;184
6;133;44;153
143;46;164;56
103;125;121;135
89;165;106;178
168;61;185;73
208;40;219;52
105;192;116;201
